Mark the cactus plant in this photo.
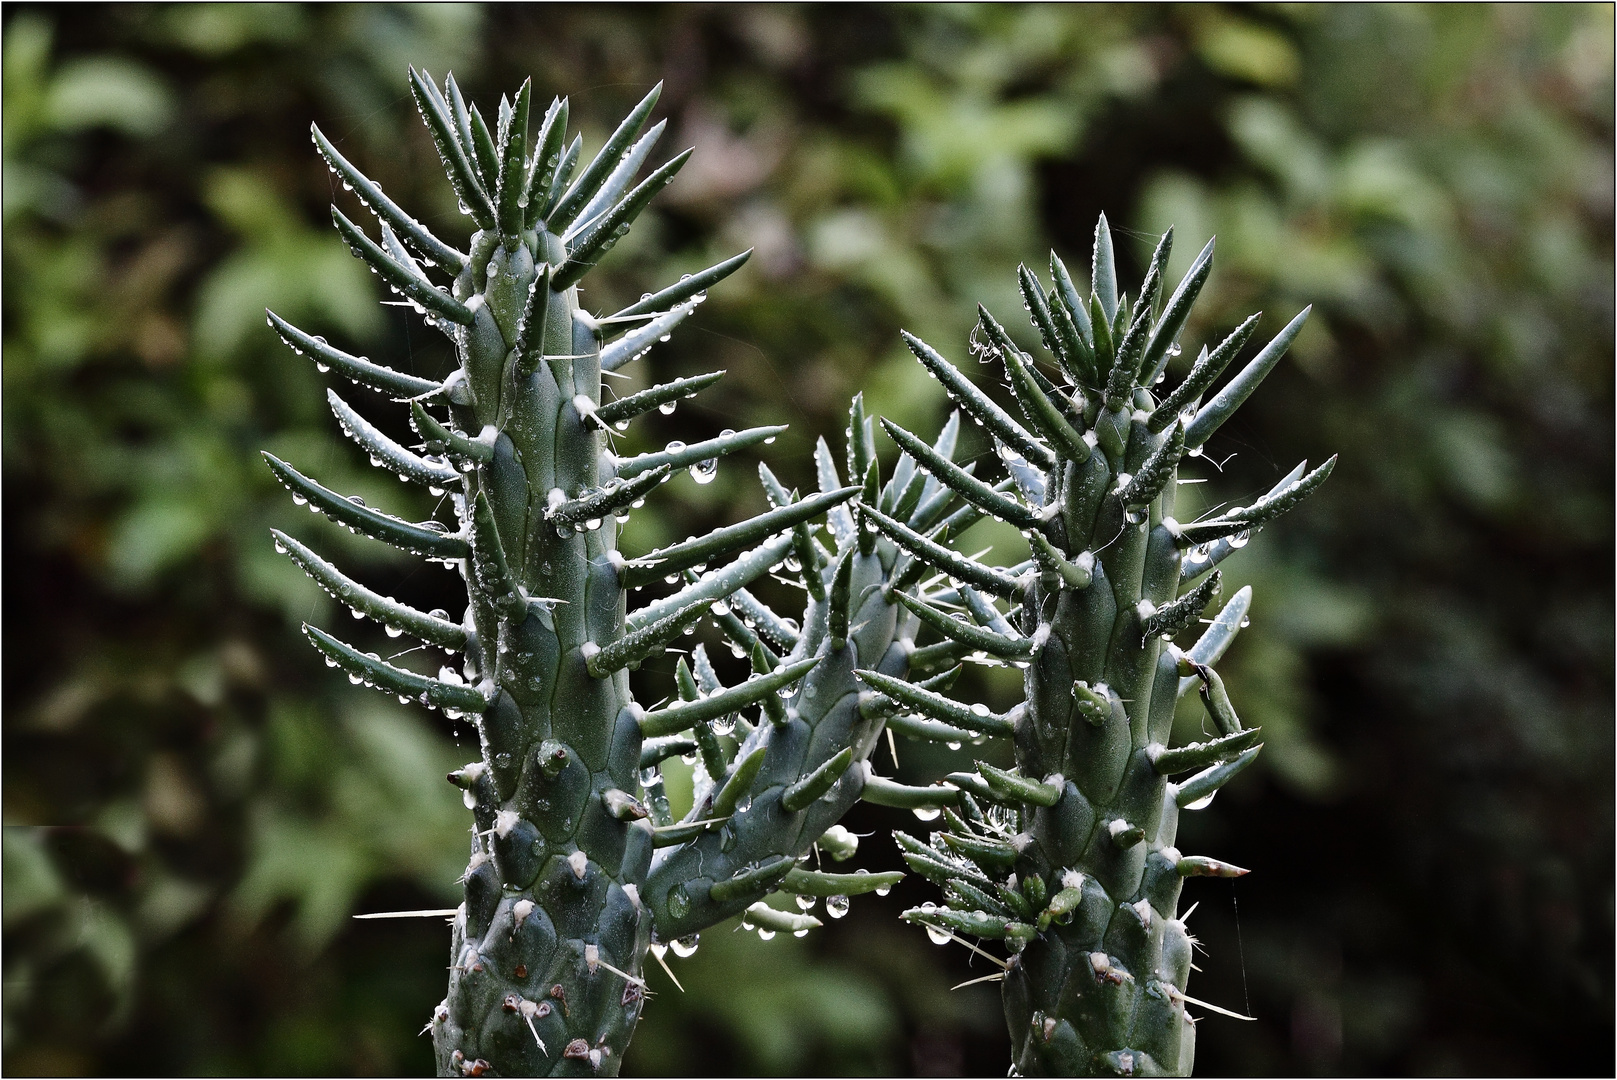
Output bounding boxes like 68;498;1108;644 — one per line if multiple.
862;217;1333;1076
262;71;1008;1077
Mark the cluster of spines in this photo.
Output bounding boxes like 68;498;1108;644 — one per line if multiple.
638;395;1021;944
853;215;1332;1075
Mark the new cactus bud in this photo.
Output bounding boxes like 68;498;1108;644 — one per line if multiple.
877;218;1332;1076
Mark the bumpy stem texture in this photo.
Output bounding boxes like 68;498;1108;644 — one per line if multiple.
268;73;962;1077
879;218;1332;1076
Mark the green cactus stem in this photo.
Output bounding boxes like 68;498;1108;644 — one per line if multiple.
873;215;1333;1077
265;71;1017;1077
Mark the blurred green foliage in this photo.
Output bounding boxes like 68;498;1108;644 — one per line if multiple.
4;4;1610;1075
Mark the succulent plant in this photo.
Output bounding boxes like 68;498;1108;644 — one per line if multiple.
261;70;1025;1077
861;216;1333;1076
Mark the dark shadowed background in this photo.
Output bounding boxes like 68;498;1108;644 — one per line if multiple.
4;4;1612;1076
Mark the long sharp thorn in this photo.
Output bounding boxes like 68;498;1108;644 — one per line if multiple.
262;453;468;560
599;301;698;371
311;124;466;273
566;119;667;241
856;669;1015;737
861;506;1024;599
1174;745;1262;807
1148;312;1261;433
625;535;793;632
781;747;855;813
548;82;664;232
977;307;1089;462
496;79;531;237
1141;235;1215;385
615;425;787;480
891;591;1031;659
610;251;752;321
326;389;458;487
620;486;858;590
1092;213;1118;323
597;372;724;426
268;311;441;400
901;331;1055;470
639;658;819;738
879;418;1040;530
407;67;495;228
304;624;487;714
547;466;670;527
331;207;474;325
274;531;466;650
1185;307;1312;448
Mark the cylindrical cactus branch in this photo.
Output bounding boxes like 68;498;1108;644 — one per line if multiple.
266;73;968;1077
869;216;1334;1077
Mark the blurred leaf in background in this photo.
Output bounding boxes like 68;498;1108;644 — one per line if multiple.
4;4;1610;1076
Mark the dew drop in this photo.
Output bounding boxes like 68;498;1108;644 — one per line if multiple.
385;625;404;638
795;894;817;912
913;807;941;822
756;927;776;941
688;458;718;485
659;401;678;415
970;703;991;717
825;895;850;919
926;925;952;945
670;933;699;958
